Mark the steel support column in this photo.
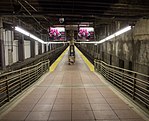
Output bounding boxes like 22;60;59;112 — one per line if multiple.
18;35;25;61
48;44;51;51
44;44;46;53
0;18;5;69
38;42;42;55
30;39;35;58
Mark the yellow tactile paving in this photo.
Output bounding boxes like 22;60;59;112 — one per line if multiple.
76;47;94;71
50;47;69;72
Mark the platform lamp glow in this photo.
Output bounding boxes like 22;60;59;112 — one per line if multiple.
75;25;132;44
15;26;45;44
15;26;30;36
15;26;69;44
98;25;132;44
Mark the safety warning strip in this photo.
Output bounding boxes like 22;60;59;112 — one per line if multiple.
76;47;94;72
50;47;68;72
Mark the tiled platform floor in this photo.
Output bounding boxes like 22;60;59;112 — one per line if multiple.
0;49;146;121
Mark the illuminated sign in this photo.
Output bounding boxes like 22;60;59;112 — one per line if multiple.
78;27;94;41
49;27;65;41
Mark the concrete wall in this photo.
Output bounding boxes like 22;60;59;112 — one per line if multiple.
42;43;44;53
46;44;49;52
3;30;13;66
3;30;39;66
80;18;149;75
35;41;38;55
24;40;31;59
97;18;149;75
13;40;18;63
3;30;19;65
3;30;8;66
0;21;66;71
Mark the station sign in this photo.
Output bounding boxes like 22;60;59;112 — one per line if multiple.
49;27;65;41
78;27;94;41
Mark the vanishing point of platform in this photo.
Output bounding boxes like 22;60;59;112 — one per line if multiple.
0;49;146;121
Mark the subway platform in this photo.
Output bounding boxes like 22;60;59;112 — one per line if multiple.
0;48;147;121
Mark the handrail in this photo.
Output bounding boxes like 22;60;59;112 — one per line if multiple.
0;45;68;74
95;59;149;78
0;60;49;77
0;60;50;107
94;59;149;112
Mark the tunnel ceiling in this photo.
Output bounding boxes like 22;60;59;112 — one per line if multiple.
0;0;149;30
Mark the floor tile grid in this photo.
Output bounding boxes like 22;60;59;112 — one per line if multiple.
56;49;93;120
84;71;119;120
79;71;96;120
73;51;96;120
24;72;60;121
71;71;73;121
47;69;66;121
0;72;56;121
45;51;70;121
0;48;146;121
88;71;144;121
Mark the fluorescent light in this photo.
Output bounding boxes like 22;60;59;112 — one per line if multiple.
115;26;131;36
15;26;45;44
97;34;115;44
47;42;69;44
75;41;96;44
29;34;43;43
15;26;69;44
98;39;106;43
105;34;115;41
98;25;132;43
29;34;45;44
75;25;132;44
15;26;30;36
30;34;38;40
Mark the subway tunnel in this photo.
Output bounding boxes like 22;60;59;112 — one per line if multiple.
0;0;149;121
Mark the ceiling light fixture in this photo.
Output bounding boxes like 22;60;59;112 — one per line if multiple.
47;41;69;44
15;26;45;43
75;41;96;44
98;25;131;44
15;26;69;44
15;26;30;36
75;25;132;44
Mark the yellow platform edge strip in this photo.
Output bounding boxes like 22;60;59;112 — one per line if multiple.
50;47;68;72
76;47;94;72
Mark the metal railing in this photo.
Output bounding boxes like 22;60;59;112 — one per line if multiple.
0;60;50;107
0;45;68;74
94;59;149;111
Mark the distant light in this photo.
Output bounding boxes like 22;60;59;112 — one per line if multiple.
47;42;69;44
75;25;132;44
79;24;89;27
105;34;115;41
15;26;69;44
98;39;106;44
98;25;132;43
29;34;44;43
75;41;96;44
115;26;131;36
15;26;46;44
15;27;30;36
